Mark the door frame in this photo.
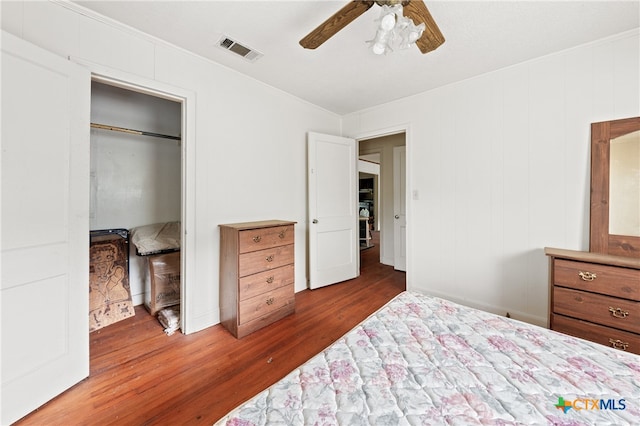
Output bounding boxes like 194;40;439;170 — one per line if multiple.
351;124;411;281
71;59;197;334
393;145;407;271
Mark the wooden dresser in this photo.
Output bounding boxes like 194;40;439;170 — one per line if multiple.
219;220;296;338
545;247;640;355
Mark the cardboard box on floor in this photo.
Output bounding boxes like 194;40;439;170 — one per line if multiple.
145;251;180;315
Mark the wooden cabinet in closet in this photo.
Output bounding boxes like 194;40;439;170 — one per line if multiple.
545;247;640;355
219;220;296;338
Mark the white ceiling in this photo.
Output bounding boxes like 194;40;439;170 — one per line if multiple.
73;1;640;115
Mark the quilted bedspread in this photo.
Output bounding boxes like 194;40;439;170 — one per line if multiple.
215;291;640;425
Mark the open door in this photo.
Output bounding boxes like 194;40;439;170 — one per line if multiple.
393;146;407;271
1;31;90;424
308;132;359;289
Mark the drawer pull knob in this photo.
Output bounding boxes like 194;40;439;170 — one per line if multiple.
609;307;629;319
609;339;629;351
278;231;285;239
266;276;274;284
578;271;597;281
266;255;274;262
266;297;274;305
253;236;262;243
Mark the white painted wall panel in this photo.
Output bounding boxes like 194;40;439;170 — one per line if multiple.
591;40;616;121
415;97;443;285
91;130;181;227
564;48;594;250
23;0;80;60
77;13;155;79
437;87;459;294
612;34;640;119
500;67;531;317
1;1;23;37
527;55;567;319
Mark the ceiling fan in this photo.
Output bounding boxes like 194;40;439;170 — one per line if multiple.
299;0;445;54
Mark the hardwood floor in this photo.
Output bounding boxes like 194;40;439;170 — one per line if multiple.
16;232;405;425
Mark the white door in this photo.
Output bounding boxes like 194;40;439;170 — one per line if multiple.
393;146;407;271
308;132;359;289
1;31;90;424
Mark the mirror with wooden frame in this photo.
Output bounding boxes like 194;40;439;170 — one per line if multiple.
590;116;640;258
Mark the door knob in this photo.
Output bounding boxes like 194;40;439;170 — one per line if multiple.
312;219;318;224
394;215;400;219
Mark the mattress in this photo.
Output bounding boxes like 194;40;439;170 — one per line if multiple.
130;221;180;256
215;291;640;425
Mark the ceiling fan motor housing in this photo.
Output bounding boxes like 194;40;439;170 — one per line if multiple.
376;0;411;6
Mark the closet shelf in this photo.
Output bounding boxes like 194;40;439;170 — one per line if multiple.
91;122;181;141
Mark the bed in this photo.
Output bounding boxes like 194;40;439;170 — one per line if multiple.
215;291;640;425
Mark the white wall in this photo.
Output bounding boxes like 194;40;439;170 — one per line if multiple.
90;82;182;303
343;29;640;326
2;0;341;333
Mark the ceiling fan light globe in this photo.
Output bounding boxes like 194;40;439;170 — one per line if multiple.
372;42;386;55
380;13;396;31
407;30;421;44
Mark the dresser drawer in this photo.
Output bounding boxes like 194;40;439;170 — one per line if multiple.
239;283;295;325
553;287;640;333
239;264;294;301
238;225;294;254
552;314;640;355
554;259;640;301
239;244;294;277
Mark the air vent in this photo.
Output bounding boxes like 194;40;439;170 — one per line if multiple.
218;36;263;62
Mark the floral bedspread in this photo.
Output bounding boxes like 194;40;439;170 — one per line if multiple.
215;291;640;425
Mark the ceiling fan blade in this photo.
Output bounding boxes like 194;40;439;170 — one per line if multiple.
403;0;445;54
300;0;375;49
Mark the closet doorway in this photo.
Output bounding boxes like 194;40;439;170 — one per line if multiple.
89;80;183;335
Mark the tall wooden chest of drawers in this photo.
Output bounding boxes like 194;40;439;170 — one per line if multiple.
219;220;296;338
545;247;640;355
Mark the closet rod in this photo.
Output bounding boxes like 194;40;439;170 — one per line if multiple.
91;123;181;141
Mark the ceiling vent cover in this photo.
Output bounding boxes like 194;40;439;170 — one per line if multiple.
218;36;263;62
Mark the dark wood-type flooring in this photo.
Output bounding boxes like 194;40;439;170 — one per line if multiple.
16;232;405;425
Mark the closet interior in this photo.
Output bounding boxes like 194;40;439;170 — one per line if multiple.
89;81;183;335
